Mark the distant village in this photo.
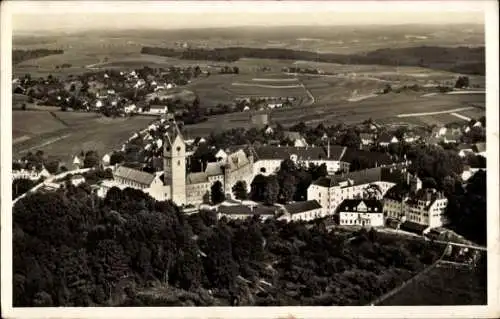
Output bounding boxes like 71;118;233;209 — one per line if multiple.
12;65;301;121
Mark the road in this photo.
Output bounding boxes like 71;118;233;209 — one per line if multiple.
12;168;93;205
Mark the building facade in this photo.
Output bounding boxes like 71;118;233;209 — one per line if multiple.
307;166;415;217
383;188;449;229
338;199;384;227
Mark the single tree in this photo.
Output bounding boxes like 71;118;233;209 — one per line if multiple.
232;180;248;201
211;181;225;204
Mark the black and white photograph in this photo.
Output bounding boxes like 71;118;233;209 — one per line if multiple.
1;1;498;318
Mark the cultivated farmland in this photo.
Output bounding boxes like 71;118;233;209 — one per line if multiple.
379;263;487;305
13;110;154;166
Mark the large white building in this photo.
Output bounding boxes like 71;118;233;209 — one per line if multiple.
384;188;449;231
250;143;348;176
307;165;419;217
338;199;384;227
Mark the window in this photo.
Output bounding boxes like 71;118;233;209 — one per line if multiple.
177;160;181;166
260;167;266;173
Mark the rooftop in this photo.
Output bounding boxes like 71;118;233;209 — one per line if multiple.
252;145;344;161
312;166;406;188
283;200;322;215
337;199;383;213
218;204;277;216
114;166;156;186
187;172;209;184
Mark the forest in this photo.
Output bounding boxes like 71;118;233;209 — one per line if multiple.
140;45;485;75
13;183;447;307
12;49;64;65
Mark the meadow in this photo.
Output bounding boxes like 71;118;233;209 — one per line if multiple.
12;27;486;160
12;110;154;166
380;263;486;305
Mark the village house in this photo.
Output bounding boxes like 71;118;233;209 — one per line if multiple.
102;154;111;166
457;144;475;158
278;200;323;222
461;165;485;182
338;199;384;227
403;131;420;143
12;166;52;181
264;125;274;135
72;155;84;170
70;174;86;187
359;133;376;146
307;165;419;217
442;131;461;144
377;132;399;147
148;105;169;115
283;131;309;147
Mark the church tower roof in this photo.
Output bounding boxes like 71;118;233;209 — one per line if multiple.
164;120;184;147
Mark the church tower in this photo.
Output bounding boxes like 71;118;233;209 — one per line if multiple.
163;121;186;206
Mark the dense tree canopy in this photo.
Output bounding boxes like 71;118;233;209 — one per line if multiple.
13;185;452;307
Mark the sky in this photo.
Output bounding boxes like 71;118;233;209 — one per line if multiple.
9;1;486;33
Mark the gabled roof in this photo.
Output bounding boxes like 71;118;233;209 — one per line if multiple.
186;172;209;184
225;149;251;171
473;142;486;153
378;132;397;143
337;199;383;213
311;166;406;188
340;148;393;167
114;166;156;186
164;121;183;148
457;143;474;150
218;205;276;216
253;145;344;161
205;162;224;177
283;200;322;215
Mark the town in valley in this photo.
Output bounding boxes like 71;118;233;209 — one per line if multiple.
9;7;489;308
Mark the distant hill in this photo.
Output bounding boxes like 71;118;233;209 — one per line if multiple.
141;45;485;75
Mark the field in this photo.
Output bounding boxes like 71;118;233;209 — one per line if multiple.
182;91;485;137
12;26;486;156
13;110;154;166
380;263;487;305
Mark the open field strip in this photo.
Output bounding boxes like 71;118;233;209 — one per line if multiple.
19;134;71;154
251;78;299;82
450;112;471;121
347;93;379;102
446;90;486;95
13;136;31;145
284;72;393;83
421;93;438;97
397;107;475;118
231;82;303;89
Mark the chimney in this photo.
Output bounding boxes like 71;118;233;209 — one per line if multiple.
327;139;331;158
